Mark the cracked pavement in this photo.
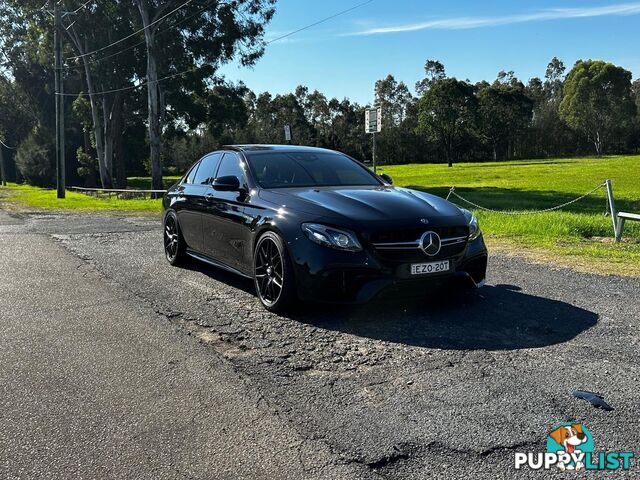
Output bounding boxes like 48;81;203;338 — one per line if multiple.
1;210;639;479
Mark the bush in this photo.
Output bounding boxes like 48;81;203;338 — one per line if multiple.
15;128;55;187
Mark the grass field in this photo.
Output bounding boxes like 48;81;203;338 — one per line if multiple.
1;155;639;275
0;183;163;213
379;155;640;276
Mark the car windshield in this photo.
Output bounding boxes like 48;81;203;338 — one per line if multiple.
245;151;381;189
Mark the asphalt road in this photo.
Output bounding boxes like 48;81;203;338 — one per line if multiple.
1;209;639;479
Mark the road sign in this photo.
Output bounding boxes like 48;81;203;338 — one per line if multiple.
365;107;382;134
284;124;292;142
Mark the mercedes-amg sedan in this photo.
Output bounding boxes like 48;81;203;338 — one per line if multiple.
163;145;487;312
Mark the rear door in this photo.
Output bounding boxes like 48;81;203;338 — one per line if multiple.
201;152;251;271
178;153;222;253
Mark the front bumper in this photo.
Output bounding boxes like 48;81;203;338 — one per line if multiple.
288;233;488;304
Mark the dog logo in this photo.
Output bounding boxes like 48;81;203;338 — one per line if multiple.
548;423;590;471
420;231;441;256
515;422;634;471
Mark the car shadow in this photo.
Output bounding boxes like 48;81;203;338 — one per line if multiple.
289;284;598;351
182;260;598;351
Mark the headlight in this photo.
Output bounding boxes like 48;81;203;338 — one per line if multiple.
301;223;362;251
460;208;481;241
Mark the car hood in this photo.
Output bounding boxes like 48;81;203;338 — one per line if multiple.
258;185;464;223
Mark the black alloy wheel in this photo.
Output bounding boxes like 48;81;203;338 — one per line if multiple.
254;232;295;312
164;211;186;265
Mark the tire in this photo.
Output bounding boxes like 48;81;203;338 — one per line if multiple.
163;210;187;266
253;231;297;313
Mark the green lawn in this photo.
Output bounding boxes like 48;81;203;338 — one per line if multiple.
379;155;640;276
0;183;163;213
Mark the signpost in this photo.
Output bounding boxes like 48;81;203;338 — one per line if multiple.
284;124;292;144
365;107;382;172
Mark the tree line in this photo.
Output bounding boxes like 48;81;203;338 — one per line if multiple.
1;2;639;189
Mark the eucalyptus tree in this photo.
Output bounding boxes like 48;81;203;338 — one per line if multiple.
477;74;532;160
132;0;277;190
560;60;636;156
415;59;446;96
374;74;414;164
417;78;478;167
0;1;61;184
0;0;141;188
62;0;141;188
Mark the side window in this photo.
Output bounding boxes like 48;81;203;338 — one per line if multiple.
193;153;222;185
185;161;200;184
215;153;248;188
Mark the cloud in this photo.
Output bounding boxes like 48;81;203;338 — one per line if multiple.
350;2;640;35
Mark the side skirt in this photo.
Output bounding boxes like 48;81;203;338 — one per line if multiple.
186;249;253;279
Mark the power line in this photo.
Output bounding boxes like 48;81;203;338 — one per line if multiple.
58;0;375;97
55;66;202;96
68;0;195;60
63;0;223;69
0;139;17;150
71;0;93;15
266;0;374;44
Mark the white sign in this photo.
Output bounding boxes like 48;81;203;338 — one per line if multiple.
365;107;382;134
284;124;292;142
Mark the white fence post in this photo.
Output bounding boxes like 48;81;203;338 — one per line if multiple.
604;179;620;241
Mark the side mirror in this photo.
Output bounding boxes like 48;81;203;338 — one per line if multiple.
380;173;393;185
212;175;241;191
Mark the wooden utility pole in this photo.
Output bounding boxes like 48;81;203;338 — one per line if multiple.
0;145;6;186
54;1;65;198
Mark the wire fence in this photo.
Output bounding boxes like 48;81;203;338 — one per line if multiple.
444;182;607;216
69;186;166;199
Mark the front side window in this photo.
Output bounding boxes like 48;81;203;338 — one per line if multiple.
246;151;380;189
215;153;248;189
192;153;222;185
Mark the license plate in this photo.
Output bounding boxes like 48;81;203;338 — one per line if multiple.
410;260;450;275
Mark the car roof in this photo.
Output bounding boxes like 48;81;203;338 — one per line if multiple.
222;144;339;154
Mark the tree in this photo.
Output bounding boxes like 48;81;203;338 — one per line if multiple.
374;74;415;164
525;57;576;158
415;59;446;95
478;74;533;160
63;0;140;188
560;60;636;155
0;0;142;188
133;0;276;190
15;127;55;186
416;78;477;167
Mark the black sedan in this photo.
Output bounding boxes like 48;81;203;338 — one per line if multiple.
163;145;487;312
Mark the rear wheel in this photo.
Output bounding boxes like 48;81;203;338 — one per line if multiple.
164;211;187;265
254;231;296;313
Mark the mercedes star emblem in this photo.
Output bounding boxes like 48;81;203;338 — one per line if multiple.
420;231;441;256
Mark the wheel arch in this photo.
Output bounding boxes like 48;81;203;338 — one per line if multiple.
252;222;288;254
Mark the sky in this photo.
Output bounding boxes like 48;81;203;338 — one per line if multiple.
219;0;640;104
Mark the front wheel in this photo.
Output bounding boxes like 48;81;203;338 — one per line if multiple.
164;211;187;266
253;231;297;313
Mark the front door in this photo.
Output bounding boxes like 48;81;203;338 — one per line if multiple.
180;153;222;253
201;152;251;272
